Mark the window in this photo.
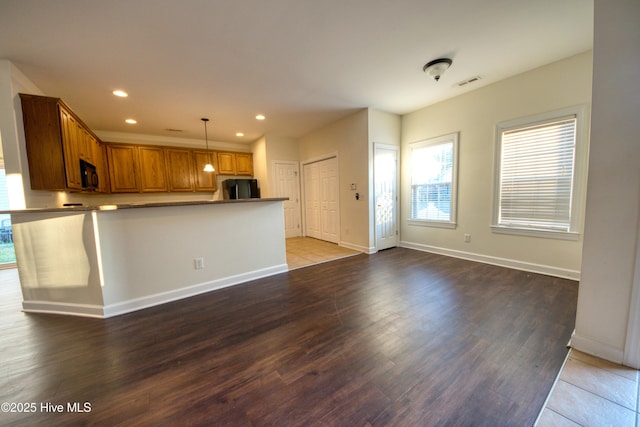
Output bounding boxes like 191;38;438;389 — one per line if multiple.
409;132;458;228
0;160;16;265
493;106;587;240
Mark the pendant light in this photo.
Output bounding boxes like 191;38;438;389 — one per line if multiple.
201;118;215;173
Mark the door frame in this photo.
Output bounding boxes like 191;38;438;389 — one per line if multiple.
300;152;340;242
624;219;640;368
373;143;400;251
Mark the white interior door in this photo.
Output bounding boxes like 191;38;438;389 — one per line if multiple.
319;157;339;243
274;161;301;238
303;157;339;243
304;162;321;239
375;145;399;250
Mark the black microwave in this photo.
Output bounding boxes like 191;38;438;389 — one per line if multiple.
80;159;99;190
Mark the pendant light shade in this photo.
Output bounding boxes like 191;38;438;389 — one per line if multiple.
201;118;215;173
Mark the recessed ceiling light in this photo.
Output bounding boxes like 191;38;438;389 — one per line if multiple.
236;132;245;137
113;90;128;97
255;114;265;120
125;118;137;124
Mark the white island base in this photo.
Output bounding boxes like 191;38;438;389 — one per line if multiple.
10;199;288;318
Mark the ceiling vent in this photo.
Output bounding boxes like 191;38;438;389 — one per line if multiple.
456;76;481;87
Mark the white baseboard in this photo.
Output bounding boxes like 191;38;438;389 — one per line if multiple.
23;264;289;319
570;331;625;365
22;301;105;318
339;241;375;254
400;241;580;281
103;264;289;318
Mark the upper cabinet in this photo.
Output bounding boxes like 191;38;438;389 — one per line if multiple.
192;150;217;192
106;144;221;193
165;148;195;192
20;93;109;192
216;151;253;176
235;153;253;175
137;146;168;192
107;144;139;193
216;152;236;175
58;106;82;189
19;94;251;195
108;144;170;193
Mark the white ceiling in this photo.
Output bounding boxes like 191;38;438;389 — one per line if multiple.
0;0;593;144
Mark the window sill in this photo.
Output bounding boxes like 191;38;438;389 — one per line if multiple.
408;219;457;229
491;225;579;241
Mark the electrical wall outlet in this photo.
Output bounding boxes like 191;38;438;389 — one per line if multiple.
194;257;204;269
464;234;471;243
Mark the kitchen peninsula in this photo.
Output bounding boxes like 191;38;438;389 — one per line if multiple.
8;198;288;318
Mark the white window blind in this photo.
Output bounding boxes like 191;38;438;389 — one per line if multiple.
409;133;458;227
498;117;577;231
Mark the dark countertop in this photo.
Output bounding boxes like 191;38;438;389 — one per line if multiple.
0;198;288;214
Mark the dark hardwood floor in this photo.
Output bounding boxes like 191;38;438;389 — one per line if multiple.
0;248;578;426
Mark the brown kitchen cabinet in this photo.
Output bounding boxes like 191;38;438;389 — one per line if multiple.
90;137;109;193
58;107;83;189
137;146;168;192
216;152;236;175
235;152;253;175
107;144;220;193
19;92;240;195
107;144;139;193
165;148;194;192
19;93;108;192
192;150;217;191
216;151;253;176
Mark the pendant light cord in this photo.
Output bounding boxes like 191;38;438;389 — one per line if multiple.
202;117;212;165
202;117;210;151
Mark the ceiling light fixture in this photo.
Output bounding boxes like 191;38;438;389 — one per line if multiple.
201;118;215;173
236;132;244;137
423;58;453;82
125;118;137;124
255;114;265;120
113;90;128;97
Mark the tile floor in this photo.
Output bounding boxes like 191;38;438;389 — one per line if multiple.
285;236;362;270
537;349;639;426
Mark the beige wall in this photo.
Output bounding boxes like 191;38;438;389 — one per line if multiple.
298;109;370;251
369;109;402;146
251;136;268;196
0;60;45;209
265;135;299;164
257;110;399;251
400;51;593;279
573;0;640;367
262;135;299;198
